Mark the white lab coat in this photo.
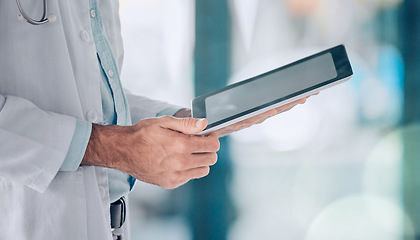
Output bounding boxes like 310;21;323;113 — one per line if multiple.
0;1;176;239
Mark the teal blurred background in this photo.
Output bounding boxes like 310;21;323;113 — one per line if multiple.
119;0;420;239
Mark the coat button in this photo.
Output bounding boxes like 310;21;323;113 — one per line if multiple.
107;69;114;78
90;9;96;18
86;110;99;122
80;30;90;42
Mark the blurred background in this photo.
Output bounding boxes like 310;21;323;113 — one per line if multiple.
119;0;420;239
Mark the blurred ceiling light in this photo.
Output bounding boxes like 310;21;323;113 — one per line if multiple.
305;195;412;240
362;125;403;204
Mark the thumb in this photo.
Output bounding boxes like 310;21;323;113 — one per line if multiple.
160;116;208;135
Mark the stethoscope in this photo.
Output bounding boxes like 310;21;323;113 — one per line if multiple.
16;0;56;25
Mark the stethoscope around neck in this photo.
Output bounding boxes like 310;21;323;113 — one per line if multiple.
16;0;56;25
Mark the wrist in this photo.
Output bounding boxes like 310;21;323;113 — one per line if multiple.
81;124;129;170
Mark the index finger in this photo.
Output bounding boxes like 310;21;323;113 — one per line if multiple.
186;132;220;153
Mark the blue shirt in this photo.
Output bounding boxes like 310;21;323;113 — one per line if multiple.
60;0;180;203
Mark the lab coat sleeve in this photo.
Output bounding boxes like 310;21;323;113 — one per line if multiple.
124;90;184;124
60;120;92;171
0;95;77;193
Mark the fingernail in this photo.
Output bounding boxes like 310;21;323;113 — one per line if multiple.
196;118;205;127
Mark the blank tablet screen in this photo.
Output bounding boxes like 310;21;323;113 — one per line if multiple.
204;52;337;124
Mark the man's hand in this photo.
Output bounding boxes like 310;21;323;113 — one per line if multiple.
82;116;220;189
214;96;313;137
175;94;316;138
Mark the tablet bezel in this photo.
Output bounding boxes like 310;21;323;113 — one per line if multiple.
192;44;353;134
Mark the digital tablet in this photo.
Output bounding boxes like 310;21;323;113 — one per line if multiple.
192;45;353;135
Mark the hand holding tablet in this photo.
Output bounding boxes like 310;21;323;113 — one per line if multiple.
211;94;314;137
192;45;353;135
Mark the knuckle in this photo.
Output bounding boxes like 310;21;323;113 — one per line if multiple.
161;115;171;121
164;174;181;189
173;158;187;171
182;118;199;133
201;167;210;177
166;182;178;189
207;132;220;152
174;138;189;153
159;179;171;189
182;118;192;130
163;182;177;189
210;136;221;151
269;109;277;116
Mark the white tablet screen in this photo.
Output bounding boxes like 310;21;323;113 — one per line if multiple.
205;53;337;124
